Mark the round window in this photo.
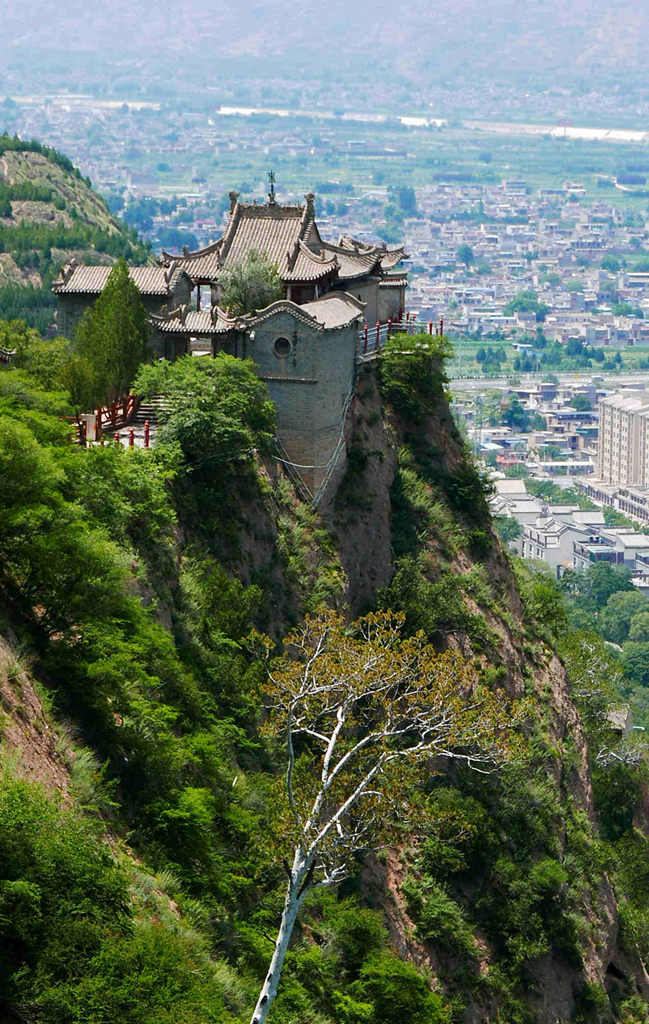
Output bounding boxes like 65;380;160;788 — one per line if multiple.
273;336;291;358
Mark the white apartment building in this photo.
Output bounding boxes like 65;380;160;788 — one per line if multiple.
598;391;649;487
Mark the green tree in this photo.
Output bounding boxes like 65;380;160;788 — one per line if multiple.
601;256;621;273
494;515;522;546
218;248;283;315
600;591;649;645
504;290;549;322
621;642;649;686
74;258;149;405
501;396;532;431
571;393;592;411
629;611;649;642
133;353;275;470
457;244;474;266
561;562;633;614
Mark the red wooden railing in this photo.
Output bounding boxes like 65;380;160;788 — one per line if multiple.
357;314;445;359
96;393;140;438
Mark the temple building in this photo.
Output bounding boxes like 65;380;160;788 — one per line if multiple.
159;190;407;325
52;261;192;340
52;188;409;501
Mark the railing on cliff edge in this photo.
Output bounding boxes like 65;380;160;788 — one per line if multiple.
357;315;445;362
68;393;144;446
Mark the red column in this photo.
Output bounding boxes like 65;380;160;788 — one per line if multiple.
114;431;120;445
428;320;433;335
144;420;150;449
375;321;380;350
363;324;368;354
129;428;135;448
440;316;444;335
387;318;392;339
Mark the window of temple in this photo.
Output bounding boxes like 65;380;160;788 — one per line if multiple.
273;337;291;358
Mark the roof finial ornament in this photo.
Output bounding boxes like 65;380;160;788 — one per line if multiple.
268;170;277;205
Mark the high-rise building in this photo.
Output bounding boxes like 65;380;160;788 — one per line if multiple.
598;391;649;486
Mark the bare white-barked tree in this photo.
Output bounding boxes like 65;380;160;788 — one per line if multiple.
249;610;521;1024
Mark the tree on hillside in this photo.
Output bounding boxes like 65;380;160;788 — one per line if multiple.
600;590;649;646
248;610;522;1024
218;248;283;315
74;258;149;405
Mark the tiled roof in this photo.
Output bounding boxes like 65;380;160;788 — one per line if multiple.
163;196;339;285
322;245;381;281
161;200;408;292
379;274;408;288
337;235;407;270
161;241;222;280
300;292;365;329
149;305;240;335
53;263;173;296
287;241;338;282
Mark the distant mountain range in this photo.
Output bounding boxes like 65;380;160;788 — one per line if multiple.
2;0;649;90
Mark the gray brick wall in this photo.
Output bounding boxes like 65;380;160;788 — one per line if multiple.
242;310;356;495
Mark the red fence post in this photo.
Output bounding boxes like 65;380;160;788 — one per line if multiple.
129;428;135;448
428;320;433;335
114;431;120;446
144;420;150;449
363;324;368;354
440;316;444;335
375;321;380;350
387;318;392;339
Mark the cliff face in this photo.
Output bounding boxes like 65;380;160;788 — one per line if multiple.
311;361;637;1021
192;356;641;1021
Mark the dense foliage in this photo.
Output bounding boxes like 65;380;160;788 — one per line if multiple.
1;316;649;1023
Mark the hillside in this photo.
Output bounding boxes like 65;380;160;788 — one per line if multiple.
0;135;149;332
1;0;647;93
2;331;649;1023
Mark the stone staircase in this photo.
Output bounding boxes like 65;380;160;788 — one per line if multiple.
131;396;171;427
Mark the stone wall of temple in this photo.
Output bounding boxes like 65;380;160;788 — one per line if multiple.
56;274;191;340
378;284;405;324
243;309;356;496
343;278;379;325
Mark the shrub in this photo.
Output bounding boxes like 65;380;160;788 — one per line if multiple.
379;333;452;420
330;905;386;975
356;955;450;1024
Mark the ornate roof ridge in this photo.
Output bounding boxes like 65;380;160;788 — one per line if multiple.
149;302;188;325
238;201;305;217
246;298;323;329
297;239;338;266
161;239;222;263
